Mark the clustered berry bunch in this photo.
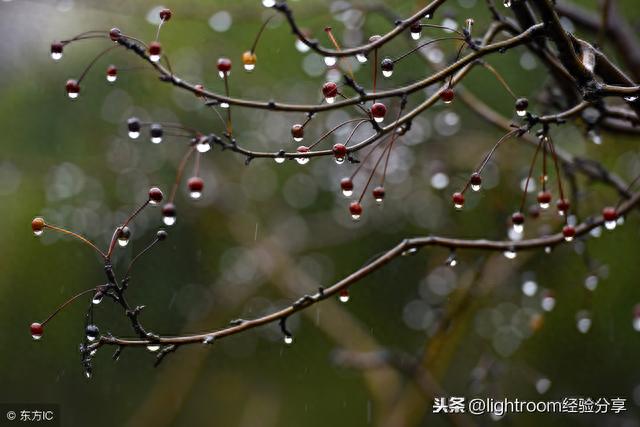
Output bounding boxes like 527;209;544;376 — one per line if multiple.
33;0;640;375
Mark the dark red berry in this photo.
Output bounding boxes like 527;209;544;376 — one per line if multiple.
148;187;163;204
148;41;162;56
372;186;385;201
322;82;338;98
410;22;421;35
162;203;176;217
30;322;44;339
602;207;617;222
51;42;63;54
106;65;117;77
217;57;232;73
127;117;141;133
556;198;570;214
32;217;45;234
291;124;304;140
370;102;387;120
187;177;204;192
159;8;172;21
440;87;455;103
452;192;464;208
470;173;482;187
65;79;80;95
511;212;525;225
381;58;394;72
537;191;552;205
296;145;309;154
562;225;576;240
340;177;353;192
349;201;362;217
332;143;347;159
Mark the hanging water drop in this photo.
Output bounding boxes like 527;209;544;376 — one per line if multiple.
295;146;310;165
274;151;286;164
339;289;350;303
283;335;293;345
324;56;337;67
203;335;215;345
150;124;163;144
85;324;99;342
196;136;211;153
587;129;602;145
402;247;418;256
162;203;177;226
92;291;104;305
356;53;367;63
470;173;482;192
381;58;394;78
117;226;131;247
541;291;556;311
188;177;204;199
349;202;362;221
295;39;310;53
146;344;160;352
262;0;276;7
106;65;118;83
503;249;517;259
576;311;592;333
624;96;638;102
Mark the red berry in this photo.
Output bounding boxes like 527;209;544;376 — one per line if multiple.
159;8;172;21
470;173;482;186
291;124;304;140
109;28;122;41
217;57;232;73
370;103;387;121
148;187;163;204
372;186;385;202
332;143;347;159
322;82;338;98
349;201;362;218
340;177;354;193
511;212;525;225
602;207;617;222
537;191;552;205
562;224;576;240
452;192;464;209
296;145;309;154
31;217;45;235
30;322;44;340
149;41;162;56
410;22;421;35
440;87;455;103
162;203;176;217
556;198;570;214
51;42;63;54
106;65;117;76
65;79;80;96
187;177;204;192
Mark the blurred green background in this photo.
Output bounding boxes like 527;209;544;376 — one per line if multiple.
1;0;640;426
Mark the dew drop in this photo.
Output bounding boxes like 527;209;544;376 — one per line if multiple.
335;156;345;165
128;131;140;139
516;109;527;117
584;275;598;291
471;183;481;192
503;249;517;259
402;247;418;256
539;202;549;210
33;230;43;237
373;116;384;123
150;54;161;63
382;70;393;78
146;344;160;352
356;53;367;63
243;63;255;71
220;102;230;108
189;190;202;199
274;153;286;164
541;294;555;312
503;0;512;7
605;220;617;230
411;31;421;41
351;213;361;221
51;52;63;61
67;92;79;100
86;324;99;342
293;136;303;143
295;39;310;53
339;290;350;303
203;335;215;345
196;140;211;153
342;189;353;197
324;56;337;66
544;246;552;254
151;136;162;144
163;215;176;226
513;224;524;234
92;292;104;305
85;369;92;379
587;129;602;145
454;203;463;210
262;0;276;7
106;74;117;83
576;311;591;333
325;96;335;104
284;335;293;345
624;96;638;102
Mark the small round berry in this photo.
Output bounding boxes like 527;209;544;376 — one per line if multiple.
117;226;131;247
528;204;540;219
410;22;422;40
148;41;162;61
372;186;385;204
187;177;204;199
380;58;394;77
50;42;63;60
291;124;304;141
106;65;118;82
440;87;455;104
148;187;163;204
156;229;168;241
556;198;570;215
162;203;177;226
322;82;338;99
109;28;122;41
332;143;347;159
452;192;464;209
85;324;100;341
340;177;354;197
127;117;141;139
602;207;617;222
32;217;46;236
150;123;163;143
242;51;257;71
349;201;363;220
470;173;482;191
370;102;387;123
65;79;80;98
537;191;552;208
511;212;525;225
30;322;44;340
515;97;529;116
217;57;232;73
159;8;172;21
562;224;576;241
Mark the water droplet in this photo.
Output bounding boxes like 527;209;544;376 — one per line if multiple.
539;202;549;210
189;190;202;199
341;189;353;197
590;226;602;237
197;140;211;153
516;109;527;117
624;96;638;102
220;102;230;108
325;96;335;104
356;53;367;63
295;39;310;53
163;215;176;226
584;275;598;291
85;369;92;379
150;54;161;63
454;203;463;210
262;0;276;7
86;324;99;342
541;294;555;311
33;229;43;237
106;74;117;83
373;116;384;123
471;183;481;192
51;52;63;61
283;335;293;345
503;0;512;7
243;63;255;71
146;344;160;352
402;247;418;256
576;311;591;333
202;335;215;345
117;234;129;247
382;70;393;78
351;213;361;221
335;156;345;165
339;290;350;303
151;136;162;144
92;292;104;305
605;220;617;230
293;136;303;143
90;349;97;356
513;224;524;234
522;280;538;296
324;56;337;66
503;249;517;259
411;31;421;41
67;92;79;100
274;153;285;164
536;377;551;394
587;129;602;145
128;131;140;139
544;246;552;254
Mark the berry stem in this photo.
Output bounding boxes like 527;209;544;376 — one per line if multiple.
251;15;276;54
307;118;368;149
170;146;197;202
545;136;566;203
325;27;354;80
41;286;101;326
77;45;119;84
393;36;464;63
123;236;162;280
519;136;545;213
479;61;517;99
419;23;465;37
461;130;518;193
43;224;107;259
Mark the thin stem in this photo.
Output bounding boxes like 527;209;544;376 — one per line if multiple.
519;136;545;213
393;36;464;63
479;61;517;99
170;146;197;202
461;130;518;194
308;118;369;149
123;237;161;280
251;15;276;53
77;45;119;84
545;136;566;202
43;224;107;259
41;287;100;326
